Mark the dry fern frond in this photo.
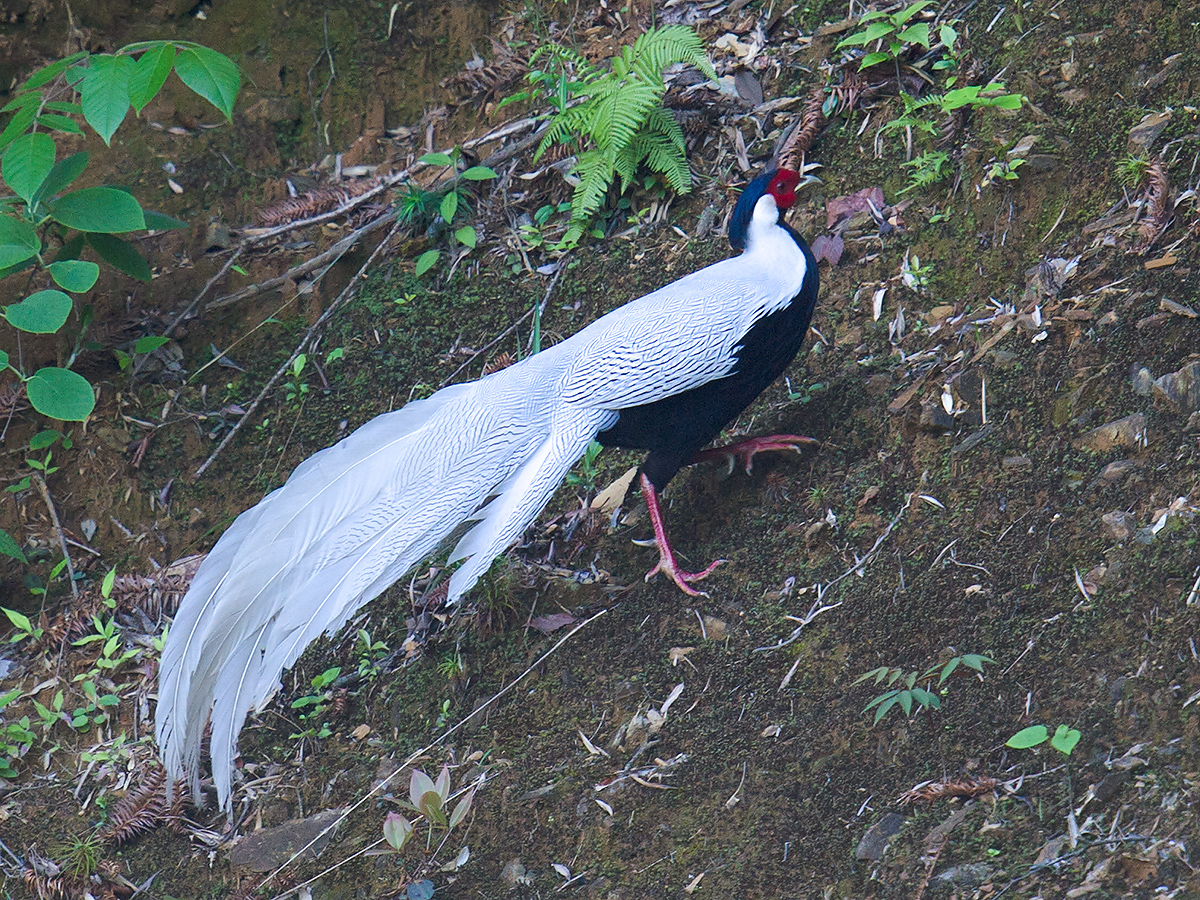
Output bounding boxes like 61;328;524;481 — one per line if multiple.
899;775;999;805
1136;156;1172;251
257;177;383;228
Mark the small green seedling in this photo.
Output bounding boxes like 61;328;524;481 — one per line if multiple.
855;653;992;724
1006;723;1081;756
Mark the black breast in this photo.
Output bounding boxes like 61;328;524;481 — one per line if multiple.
597;227;819;490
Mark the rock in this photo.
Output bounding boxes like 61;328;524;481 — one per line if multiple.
855;812;905;861
1024;153;1059;172
935;863;991;888
1152;361;1200;415
1098;459;1139;483
204;221;233;251
1007;134;1038;158
1002;455;1032;472
500;858;531;887
919;399;956;433
1130;366;1155;396
1127;110;1172;154
228;808;344;872
1075;414;1146;452
1102;511;1135;541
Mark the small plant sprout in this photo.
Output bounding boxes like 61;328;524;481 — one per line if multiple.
1006;723;1081;756
385;765;478;854
290;666;341;739
566;440;604;492
855;653;992;724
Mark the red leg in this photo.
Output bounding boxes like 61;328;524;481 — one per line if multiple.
691;434;819;475
640;473;725;597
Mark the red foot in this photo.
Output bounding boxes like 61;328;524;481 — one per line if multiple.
691;434;819;475
640;473;726;597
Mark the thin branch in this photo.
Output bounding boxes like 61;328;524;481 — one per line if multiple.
33;472;77;599
193;219;403;480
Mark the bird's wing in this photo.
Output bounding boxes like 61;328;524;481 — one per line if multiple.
558;266;781;409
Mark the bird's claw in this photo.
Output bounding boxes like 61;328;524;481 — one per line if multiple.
645;556;726;597
694;434;818;475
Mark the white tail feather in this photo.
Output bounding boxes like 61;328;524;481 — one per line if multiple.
156;366;610;813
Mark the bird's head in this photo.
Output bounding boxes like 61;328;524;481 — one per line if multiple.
729;167;818;252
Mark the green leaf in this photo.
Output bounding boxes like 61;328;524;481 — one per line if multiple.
439;191;458;223
838;21;896;48
26;367;95;421
0;215;41;269
101;567;116;599
1006;725;1049;749
36;114;83;135
859;51;892;69
420;151;453;166
50;186;145;233
4;290;72;334
414;249;439;276
80;55;134;144
991;94;1024;110
0;90;42;115
30;429;60;450
2;132;56;202
898;22;931;48
893;0;933;26
382;812;413;851
43;101;83;115
4;607;32;632
20;51;88;91
129;43;175;113
0;102;39;154
939;24;958;48
143;209;187;231
133;335;170;354
173;46;240;120
48;259;100;292
1050;725;1081;756
0;530;27;564
454;225;477;248
460;165;496;181
31;151;89;206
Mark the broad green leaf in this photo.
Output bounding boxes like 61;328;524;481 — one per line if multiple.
439;191;458;222
4;607;32;631
454;225;477;248
1005;725;1048;749
859;51;891;69
51;186;145;233
991;94;1024;110
448;787;475;828
0;103;39;153
0;90;41;114
433;765;451;802
101;567;116;598
31;151;89;206
86;233;152;281
0;529;26;564
893;0;933;25
29;429;60;450
898;22;931;48
0;349;8;368
4;290;72;334
26;367;95;421
80;55;134;145
48;259;99;292
939;24;958;48
143;210;187;231
420;151;453;166
414;249;439;276
838;21;895;48
460;165;496;181
42;101;84;114
0;215;41;268
35;114;83;134
133;335;170;354
1050;725;1081;756
20;51;88;91
174;46;240;120
2;133;56;202
129;43;175;113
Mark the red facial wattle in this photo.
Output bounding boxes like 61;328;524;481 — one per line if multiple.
767;169;801;210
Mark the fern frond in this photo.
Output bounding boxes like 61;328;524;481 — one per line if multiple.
571;149;616;221
590;81;660;155
629;26;716;84
535;105;591;159
643;106;686;151
628;130;692;193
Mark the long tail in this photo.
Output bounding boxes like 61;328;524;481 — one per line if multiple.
156;363;613;813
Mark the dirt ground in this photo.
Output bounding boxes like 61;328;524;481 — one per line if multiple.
1;0;1198;898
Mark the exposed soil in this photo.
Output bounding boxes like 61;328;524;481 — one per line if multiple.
1;0;1199;899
